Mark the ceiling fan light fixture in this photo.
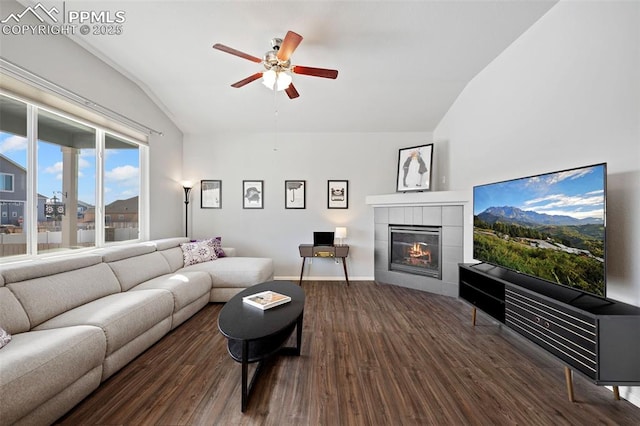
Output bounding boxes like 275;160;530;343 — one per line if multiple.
262;69;292;91
276;71;292;91
262;69;277;89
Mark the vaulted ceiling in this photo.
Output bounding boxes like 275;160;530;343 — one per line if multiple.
61;1;557;134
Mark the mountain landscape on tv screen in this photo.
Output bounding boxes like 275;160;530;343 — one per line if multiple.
477;206;604;227
474;205;605;297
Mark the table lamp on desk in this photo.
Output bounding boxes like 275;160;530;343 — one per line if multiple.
334;227;347;246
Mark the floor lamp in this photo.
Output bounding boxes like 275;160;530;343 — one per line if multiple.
182;181;192;238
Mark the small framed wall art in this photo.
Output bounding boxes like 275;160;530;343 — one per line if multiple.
201;180;221;209
285;180;306;209
243;180;264;209
328;180;348;209
396;143;433;192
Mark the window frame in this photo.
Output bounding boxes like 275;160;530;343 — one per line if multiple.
0;173;14;192
0;91;149;261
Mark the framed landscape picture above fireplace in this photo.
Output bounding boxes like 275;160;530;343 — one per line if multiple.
396;143;433;192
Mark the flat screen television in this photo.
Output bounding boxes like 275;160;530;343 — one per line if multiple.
473;163;607;298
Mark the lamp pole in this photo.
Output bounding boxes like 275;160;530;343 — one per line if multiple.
183;184;192;238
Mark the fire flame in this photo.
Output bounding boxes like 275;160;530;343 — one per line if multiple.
408;243;431;262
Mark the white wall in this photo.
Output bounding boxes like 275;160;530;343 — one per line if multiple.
184;131;432;280
0;0;183;239
434;0;640;406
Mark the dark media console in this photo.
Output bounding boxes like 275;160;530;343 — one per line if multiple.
459;263;640;402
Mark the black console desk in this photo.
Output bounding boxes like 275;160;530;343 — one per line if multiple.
459;263;640;402
298;244;349;285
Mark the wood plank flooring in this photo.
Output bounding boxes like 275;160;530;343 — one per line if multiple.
56;281;640;425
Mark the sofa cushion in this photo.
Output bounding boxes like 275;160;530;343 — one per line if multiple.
0;254;102;284
0;326;105;425
15;366;103;426
98;243;156;263
7;263;121;328
182;257;273;288
107;252;172;291
33;290;174;357
222;247;236;257
158;247;185;272
152;237;189;251
180;239;218;266
0;287;31;335
130;271;212;312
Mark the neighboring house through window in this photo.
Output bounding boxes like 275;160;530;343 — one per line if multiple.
0;173;13;192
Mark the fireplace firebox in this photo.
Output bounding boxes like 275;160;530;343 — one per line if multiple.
389;225;441;279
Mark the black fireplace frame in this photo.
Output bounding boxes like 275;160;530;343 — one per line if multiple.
388;225;442;279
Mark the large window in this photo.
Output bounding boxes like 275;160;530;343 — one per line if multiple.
0;93;146;260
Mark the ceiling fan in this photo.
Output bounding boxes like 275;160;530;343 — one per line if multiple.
212;31;338;99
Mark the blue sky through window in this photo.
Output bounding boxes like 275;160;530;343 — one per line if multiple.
0;132;139;205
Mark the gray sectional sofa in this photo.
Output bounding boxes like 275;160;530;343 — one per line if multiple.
0;237;273;426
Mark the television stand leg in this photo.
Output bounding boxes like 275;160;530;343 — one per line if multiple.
564;367;620;402
471;307;477;326
564;367;574;402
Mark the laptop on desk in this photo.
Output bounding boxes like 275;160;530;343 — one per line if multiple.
313;231;334;247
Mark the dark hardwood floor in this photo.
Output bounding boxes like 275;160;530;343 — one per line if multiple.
57;281;640;425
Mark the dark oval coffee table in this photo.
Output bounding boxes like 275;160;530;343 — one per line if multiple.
218;281;305;412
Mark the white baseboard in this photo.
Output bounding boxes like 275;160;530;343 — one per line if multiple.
274;275;374;281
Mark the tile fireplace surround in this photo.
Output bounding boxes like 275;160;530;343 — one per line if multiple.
366;191;471;297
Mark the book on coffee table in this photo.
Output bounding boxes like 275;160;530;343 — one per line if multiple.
243;290;292;310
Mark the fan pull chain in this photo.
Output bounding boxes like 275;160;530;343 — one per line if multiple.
273;87;279;152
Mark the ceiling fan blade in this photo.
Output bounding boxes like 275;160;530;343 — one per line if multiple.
213;44;262;63
285;83;300;99
277;31;303;61
231;72;263;88
292;66;338;79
